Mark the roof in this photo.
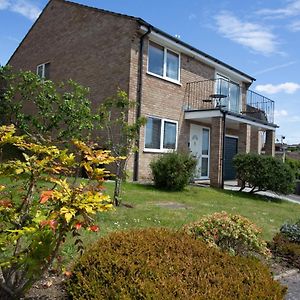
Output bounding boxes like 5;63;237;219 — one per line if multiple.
7;0;256;81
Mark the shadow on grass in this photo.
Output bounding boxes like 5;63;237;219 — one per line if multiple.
212;188;284;204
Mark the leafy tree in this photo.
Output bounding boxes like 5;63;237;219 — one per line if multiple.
233;153;295;194
98;90;146;206
0;66;97;143
0;125;115;299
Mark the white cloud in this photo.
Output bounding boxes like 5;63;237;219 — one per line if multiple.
255;82;300;94
257;0;300;18
0;0;9;10
289;20;300;31
274;109;288;118
214;12;278;55
254;61;298;75
188;13;197;21
0;0;41;21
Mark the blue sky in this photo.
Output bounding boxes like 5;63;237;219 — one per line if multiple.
1;0;300;144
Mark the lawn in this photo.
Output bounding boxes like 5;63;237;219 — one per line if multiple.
62;182;300;260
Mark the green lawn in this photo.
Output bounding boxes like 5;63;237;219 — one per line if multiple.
61;182;300;260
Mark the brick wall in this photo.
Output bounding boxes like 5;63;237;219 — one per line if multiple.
9;0;138;117
132;37;216;180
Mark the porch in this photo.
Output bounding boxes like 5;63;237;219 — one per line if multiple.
184;78;277;188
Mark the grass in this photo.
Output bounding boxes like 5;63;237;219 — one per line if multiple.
61;181;300;261
2;176;300;262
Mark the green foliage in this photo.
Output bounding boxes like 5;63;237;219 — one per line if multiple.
285;157;300;180
280;219;300;243
233;153;295;194
0;66;97;142
150;151;197;191
0;125;115;299
183;211;270;257
66;228;285;300
97;89;146;206
270;233;300;269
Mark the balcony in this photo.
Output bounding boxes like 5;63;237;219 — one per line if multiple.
185;79;275;125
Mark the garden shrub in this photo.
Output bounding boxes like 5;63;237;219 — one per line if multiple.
183;211;270;257
67;228;285;300
233;153;295;194
280;219;300;243
285;157;300;180
270;233;300;269
150;151;197;191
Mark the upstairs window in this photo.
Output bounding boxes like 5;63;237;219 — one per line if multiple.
148;41;180;82
145;116;177;152
37;63;50;79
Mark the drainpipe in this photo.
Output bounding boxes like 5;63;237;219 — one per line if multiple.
221;109;227;189
133;25;152;182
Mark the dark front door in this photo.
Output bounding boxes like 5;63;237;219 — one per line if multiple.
224;137;238;180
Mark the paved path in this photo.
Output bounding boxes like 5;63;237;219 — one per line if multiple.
223;180;300;205
279;272;300;300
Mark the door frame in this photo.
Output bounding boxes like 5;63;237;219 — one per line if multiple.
189;124;210;180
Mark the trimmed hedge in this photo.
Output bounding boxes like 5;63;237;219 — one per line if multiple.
150;152;197;191
67;228;285;300
233;153;295;194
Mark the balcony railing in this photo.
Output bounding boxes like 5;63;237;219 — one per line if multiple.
185;79;275;124
246;90;274;124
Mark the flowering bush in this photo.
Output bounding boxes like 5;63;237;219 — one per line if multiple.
0;125;115;299
183;211;270;257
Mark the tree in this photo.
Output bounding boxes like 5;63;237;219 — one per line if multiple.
0;125;115;299
0;66;98;144
98;90;146;206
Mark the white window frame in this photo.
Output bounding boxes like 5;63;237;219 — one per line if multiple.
144;116;178;153
36;62;49;79
147;41;181;85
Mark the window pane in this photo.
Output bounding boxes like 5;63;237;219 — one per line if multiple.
166;50;179;80
202;129;209;155
163;121;176;149
145;117;161;149
44;63;50;79
148;42;164;76
201;157;208;177
229;83;240;113
37;65;44;78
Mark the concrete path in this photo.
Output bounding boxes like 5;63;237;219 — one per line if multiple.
279;271;300;300
223;180;300;205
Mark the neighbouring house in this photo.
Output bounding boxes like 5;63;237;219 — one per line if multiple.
7;0;278;187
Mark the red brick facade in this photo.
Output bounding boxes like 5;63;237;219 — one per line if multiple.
8;0;276;186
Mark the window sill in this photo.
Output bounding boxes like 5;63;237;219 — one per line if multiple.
143;148;176;154
146;72;182;86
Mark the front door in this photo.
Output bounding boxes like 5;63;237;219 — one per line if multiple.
224;136;238;180
190;124;210;179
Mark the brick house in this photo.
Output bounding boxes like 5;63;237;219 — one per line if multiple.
8;0;277;187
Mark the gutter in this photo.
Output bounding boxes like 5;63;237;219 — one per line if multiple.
133;25;152;182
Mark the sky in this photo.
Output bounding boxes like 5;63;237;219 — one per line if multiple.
0;0;300;144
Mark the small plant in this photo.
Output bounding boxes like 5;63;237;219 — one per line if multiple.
280;219;300;243
0;125;115;299
183;211;270;257
150;151;197;191
67;228;285;299
233;153;295;194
